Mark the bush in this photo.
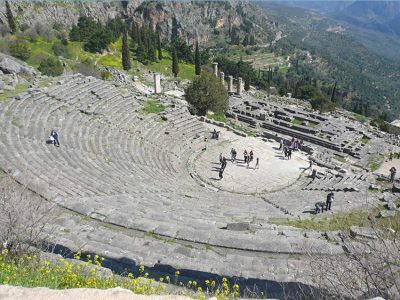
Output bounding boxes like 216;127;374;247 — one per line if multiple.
38;57;64;76
100;70;111;80
185;71;228;116
310;97;336;113
52;42;69;58
9;40;31;61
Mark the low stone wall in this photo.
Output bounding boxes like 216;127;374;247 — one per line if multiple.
198;116;247;137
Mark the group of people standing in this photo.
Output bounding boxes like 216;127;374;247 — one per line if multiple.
279;138;303;160
218;148;259;180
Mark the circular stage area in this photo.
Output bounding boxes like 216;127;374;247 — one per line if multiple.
195;123;309;194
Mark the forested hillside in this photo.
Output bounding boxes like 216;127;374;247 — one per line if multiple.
256;2;400;121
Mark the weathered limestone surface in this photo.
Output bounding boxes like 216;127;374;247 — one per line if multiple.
0;74;390;293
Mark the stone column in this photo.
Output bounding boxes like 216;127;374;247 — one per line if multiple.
228;75;233;93
153;73;161;94
237;77;243;96
213;62;218;77
219;71;224;85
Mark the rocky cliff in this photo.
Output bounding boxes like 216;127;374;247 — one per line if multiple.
0;0;278;46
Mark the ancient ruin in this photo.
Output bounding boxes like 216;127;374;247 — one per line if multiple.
0;68;399;296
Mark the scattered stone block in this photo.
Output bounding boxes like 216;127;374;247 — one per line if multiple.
379;210;396;218
369;184;381;190
386;201;396;211
350;226;378;239
226;222;250;231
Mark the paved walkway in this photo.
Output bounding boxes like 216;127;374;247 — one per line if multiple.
195;123;309;193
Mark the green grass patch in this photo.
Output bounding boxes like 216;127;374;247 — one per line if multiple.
271;204;400;232
334;154;346;163
0;83;30;102
228;122;254;136
207;113;227;123
351;112;370;124
366;154;385;172
146;58;195;81
26;39;54;69
142;100;165;115
291;119;303;125
97;54;122;69
308;121;318;128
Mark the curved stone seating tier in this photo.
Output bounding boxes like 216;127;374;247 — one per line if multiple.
302;172;371;192
1;75;316;252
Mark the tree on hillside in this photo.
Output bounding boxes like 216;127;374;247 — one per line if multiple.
130;21;139;43
157;31;162;60
185;71;228;116
9;41;31;61
331;81;337;102
122;31;131;71
69;16;97;42
84;28;113;53
5;0;17;34
195;41;201;76
171;47;179;78
39;57;64;76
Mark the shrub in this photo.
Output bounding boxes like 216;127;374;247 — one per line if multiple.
185;71;228;116
39;57;64;76
52;42;70;58
0;174;53;257
9;40;31;61
100;70;111;80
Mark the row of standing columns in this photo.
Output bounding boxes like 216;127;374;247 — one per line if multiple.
213;62;243;95
153;62;243;95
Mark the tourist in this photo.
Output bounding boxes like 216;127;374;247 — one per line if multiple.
255;157;259;170
279;139;283;150
221;157;227;171
50;129;60;146
326;192;334;210
230;148;235;161
284;147;288;158
244;150;248;163
249;150;254;162
287;148;292;160
315;201;324;214
390;166;397;183
232;149;237;162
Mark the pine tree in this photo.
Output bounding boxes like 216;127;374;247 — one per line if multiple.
148;44;156;62
244;76;250;91
157;31;162;60
249;34;255;45
242;34;249;46
194;41;201;76
5;0;17;34
122;31;131;71
171;47;179;78
331;81;337;102
130;21;139;43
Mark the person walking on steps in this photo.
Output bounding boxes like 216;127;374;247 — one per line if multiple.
254;157;259;170
50;129;60;147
